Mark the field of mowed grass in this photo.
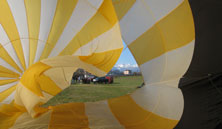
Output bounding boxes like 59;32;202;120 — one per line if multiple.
43;76;143;107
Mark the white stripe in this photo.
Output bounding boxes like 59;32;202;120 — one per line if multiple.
140;41;194;85
20;39;29;68
48;0;103;58
140;53;166;85
0;24;24;71
1;91;15;104
0;81;18;92
42;56;107;77
162;40;195;81
86;0;103;9
0;58;21;75
7;0;30;68
120;0;183;45
63;67;78;86
43;67;76;90
9;111;52;129
142;0;183;21
85;101;124;129
0;24;10;45
119;0;156;45
42;92;54;102
73;24;123;56
131;83;184;120
0;77;17;80
4;44;24;71
34;0;57;63
131;40;194;120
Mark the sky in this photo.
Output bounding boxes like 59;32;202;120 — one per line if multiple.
115;42;137;65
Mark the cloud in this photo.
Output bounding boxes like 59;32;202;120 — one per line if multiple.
115;64;138;68
113;64;140;72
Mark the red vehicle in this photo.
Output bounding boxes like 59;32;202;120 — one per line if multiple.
105;76;113;84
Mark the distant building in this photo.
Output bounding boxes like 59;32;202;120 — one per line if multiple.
123;70;132;75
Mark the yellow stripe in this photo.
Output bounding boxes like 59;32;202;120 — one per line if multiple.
108;95;178;129
59;0;118;56
0;0;26;70
79;48;123;73
37;74;62;96
0;104;23;129
0;73;19;78
33;102;49;118
10;108;51;128
0;72;18;78
0;65;20;77
49;103;90;129
24;0;41;66
0;103;23;115
128;25;165;65
0;85;16;102
40;0;78;60
112;0;136;20
0;111;22;129
0;79;18;86
0;45;22;73
20;62;51;97
128;0;195;65
13;102;27;113
13;82;47;118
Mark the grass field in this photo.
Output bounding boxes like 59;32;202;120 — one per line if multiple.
43;76;143;107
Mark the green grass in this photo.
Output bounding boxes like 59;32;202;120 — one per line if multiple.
43;76;143;107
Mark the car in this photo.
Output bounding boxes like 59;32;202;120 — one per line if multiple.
93;76;113;84
93;77;108;84
105;76;113;84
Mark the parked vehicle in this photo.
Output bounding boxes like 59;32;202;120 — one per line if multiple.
82;75;96;84
105;76;113;84
93;76;113;84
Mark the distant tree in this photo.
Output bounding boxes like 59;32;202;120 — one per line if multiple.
133;72;137;76
74;68;84;75
107;69;123;76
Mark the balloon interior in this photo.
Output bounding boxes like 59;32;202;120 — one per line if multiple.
0;0;221;129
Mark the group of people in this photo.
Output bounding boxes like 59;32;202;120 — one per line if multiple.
72;75;81;84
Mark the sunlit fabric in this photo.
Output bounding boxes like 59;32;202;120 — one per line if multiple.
0;0;221;129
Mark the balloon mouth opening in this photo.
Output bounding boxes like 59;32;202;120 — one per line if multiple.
42;68;143;107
